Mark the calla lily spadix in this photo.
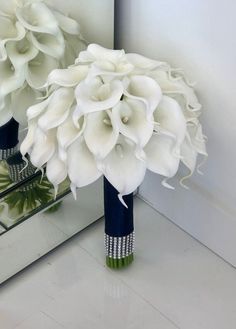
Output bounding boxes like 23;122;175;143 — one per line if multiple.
21;43;207;205
0;0;86;126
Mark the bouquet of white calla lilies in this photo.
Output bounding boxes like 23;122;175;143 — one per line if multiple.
21;43;207;206
0;0;86;126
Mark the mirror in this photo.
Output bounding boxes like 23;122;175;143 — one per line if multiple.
0;0;114;284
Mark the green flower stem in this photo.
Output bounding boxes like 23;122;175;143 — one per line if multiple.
106;254;134;269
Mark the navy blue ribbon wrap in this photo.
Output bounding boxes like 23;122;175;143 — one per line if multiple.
0;118;19;150
104;177;133;237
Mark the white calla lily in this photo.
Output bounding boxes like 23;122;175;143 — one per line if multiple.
181;120;207;176
47;65;88;87
15;1;59;35
75;78;123;114
154;95;186;147
77;43;126;64
28;30;65;59
126;53;166;73
72;104;84;129
20;118;37;157
113;98;154;149
0;0;17;16
145;133;180;178
150;70;201;112
0;16;18;40
78;44;133;81
0;96;12;126
26;93;54;120
61;34;87;68
52;10;80;35
144;96;187;178
186;120;207;155
29;127;56;168
180;135;198;175
6;36;38;69
57;108;85;161
123;75;162;118
11;84;42;125
0;20;26;61
46;151;67;193
101;135;146;203
68;137;102;195
38;87;74;131
87;60;134;82
84;109;119;160
0;58;26;97
26;51;58;89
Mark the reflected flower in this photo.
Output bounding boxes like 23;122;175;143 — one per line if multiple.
0;0;86;127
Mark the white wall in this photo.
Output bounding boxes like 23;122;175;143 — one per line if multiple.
116;0;236;265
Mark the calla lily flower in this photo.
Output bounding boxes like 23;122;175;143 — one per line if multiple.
84;110;119;160
87;60;134;82
57;108;85;162
78;44;134;81
144;95;187;178
75;78;123;114
123;75;162;118
144;133;180;178
52;10;81;35
29;127;56;168
149;70;201;112
61;34;87;68
181;120;207;176
0;58;26;97
67;137;102;196
186;119;207;155
101;135;146;204
22;43;206;202
37;87;74;131
26;93;54;120
180;136;198;176
46;151;67;193
28;30;65;59
153;95;186;147
15;1;59;35
20;118;37;157
10;84;42;125
46;65;89;88
6;35;38;69
26;51;59;89
113;97;154;149
126;53;167;74
0;96;12;126
77;43;126;64
0;0;17;16
0;20;26;61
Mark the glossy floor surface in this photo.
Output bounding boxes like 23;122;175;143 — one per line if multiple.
1;198;236;329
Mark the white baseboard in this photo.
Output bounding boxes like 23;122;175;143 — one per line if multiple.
139;172;236;267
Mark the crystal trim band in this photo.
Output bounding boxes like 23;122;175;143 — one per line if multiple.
105;232;135;259
0;147;17;161
8;162;36;183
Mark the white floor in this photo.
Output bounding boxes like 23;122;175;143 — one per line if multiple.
1;198;236;329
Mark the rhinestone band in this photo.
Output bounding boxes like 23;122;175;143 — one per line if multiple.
19;181;38;192
0;147;17;161
105;232;135;259
8;162;36;183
